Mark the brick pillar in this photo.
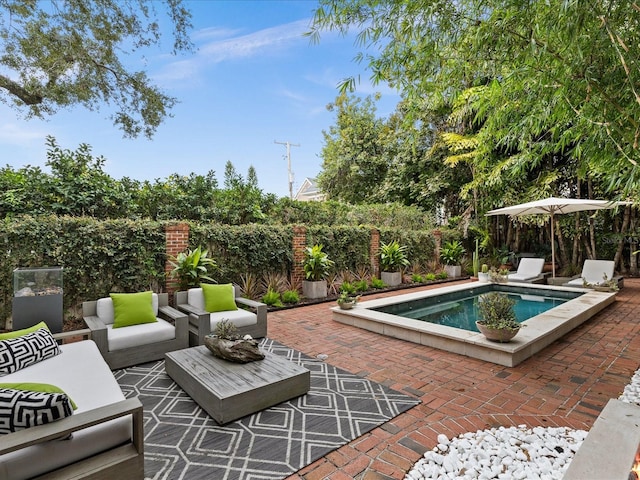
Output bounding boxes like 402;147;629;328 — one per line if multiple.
292;225;307;289
370;228;380;276
433;229;442;265
165;222;190;301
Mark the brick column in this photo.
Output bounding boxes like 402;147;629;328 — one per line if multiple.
165;222;190;300
370;228;380;277
433;229;442;265
292;225;307;289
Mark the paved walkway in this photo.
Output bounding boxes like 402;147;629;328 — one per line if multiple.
267;278;640;480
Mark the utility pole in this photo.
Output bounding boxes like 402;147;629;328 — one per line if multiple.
274;140;300;200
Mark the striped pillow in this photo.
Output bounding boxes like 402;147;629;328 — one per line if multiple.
0;328;60;376
0;388;74;434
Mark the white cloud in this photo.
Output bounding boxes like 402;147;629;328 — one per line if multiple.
0;121;47;146
155;19;310;85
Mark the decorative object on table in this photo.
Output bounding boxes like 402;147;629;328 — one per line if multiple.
301;244;334;299
204;320;264;363
379;240;410;286
440;240;466;278
336;292;359;310
475;292;522;342
12;267;63;333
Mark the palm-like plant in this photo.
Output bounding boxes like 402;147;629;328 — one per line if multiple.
379;240;410;272
303;244;334;281
169;246;217;289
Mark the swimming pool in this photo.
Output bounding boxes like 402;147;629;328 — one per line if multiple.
373;284;582;333
332;282;616;367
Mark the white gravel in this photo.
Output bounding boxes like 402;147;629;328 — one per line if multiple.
405;367;640;479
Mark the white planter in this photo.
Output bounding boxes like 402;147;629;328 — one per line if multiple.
302;280;327;299
444;265;462;278
381;271;402;287
478;272;490;282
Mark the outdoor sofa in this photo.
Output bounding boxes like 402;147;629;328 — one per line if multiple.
0;325;143;479
175;284;267;346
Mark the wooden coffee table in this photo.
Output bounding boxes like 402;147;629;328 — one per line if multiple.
164;345;310;424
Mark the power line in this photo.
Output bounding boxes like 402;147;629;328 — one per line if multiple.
274;140;300;200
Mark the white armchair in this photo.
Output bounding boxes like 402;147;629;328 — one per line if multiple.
175;286;267;346
83;292;189;370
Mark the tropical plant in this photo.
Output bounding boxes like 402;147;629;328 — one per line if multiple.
411;273;424;283
340;281;356;295
370;277;385;289
169;246;216;289
282;290;300;304
354;279;369;292
424;273;436;281
440;240;466;266
476;292;519;331
238;272;260;300
379;240;410;272
261;288;283;307
303;244;334;281
337;291;359;307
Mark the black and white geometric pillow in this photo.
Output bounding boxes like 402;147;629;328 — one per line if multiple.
0;329;60;376
0;388;74;434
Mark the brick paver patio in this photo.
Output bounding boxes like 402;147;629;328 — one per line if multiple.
267;278;640;480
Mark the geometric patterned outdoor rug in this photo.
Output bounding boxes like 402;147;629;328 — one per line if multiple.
113;338;420;480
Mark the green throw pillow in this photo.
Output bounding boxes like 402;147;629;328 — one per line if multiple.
201;283;237;313
0;321;50;340
0;382;77;410
110;291;157;328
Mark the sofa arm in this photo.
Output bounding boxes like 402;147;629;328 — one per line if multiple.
83;316;108;354
236;297;267;338
159;305;189;349
0;397;144;456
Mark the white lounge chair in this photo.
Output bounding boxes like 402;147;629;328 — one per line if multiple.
508;258;546;283
564;259;618;287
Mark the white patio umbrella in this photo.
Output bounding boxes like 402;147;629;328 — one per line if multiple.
486;197;621;277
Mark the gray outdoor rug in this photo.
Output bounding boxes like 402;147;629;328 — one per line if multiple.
113;338;420;480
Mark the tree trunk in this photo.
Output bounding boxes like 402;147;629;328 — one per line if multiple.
588;180;597;257
556;216;569;270
614;205;630;272
630;209;639;276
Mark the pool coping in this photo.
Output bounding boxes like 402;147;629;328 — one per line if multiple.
332;282;617;367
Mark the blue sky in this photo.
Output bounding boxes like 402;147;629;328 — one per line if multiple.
0;0;400;198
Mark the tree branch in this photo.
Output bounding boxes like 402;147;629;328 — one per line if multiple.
0;74;43;105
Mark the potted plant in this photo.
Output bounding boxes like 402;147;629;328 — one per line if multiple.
478;264;490;282
302;244;334;299
204;320;264;363
379;240;410;286
336;291;360;310
169;246;217;289
440;240;466;278
488;267;509;284
475;292;522;342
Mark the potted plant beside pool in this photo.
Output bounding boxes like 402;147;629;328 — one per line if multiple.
478;264;490;282
475;292;522;342
379;240;410;287
302;244;334;299
440;240;466;278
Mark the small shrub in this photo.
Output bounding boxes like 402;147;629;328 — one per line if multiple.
424;272;436;281
354;279;369;292
340;281;356;294
411;273;424;283
370;277;385;289
282;289;300;304
436;272;448;280
262;288;283;307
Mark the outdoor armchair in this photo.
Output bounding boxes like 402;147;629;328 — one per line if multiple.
83;292;189;370
175;285;267;346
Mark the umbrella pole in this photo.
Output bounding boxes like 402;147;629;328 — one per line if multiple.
551;213;556;278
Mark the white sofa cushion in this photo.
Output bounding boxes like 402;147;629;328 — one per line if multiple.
186;288;256;330
0;341;130;480
96;293;159;325
107;318;176;351
508;258;545;282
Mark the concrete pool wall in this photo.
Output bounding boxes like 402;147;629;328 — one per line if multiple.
332;282;617;367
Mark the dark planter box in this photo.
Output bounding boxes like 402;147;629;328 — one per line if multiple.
13;267;63;333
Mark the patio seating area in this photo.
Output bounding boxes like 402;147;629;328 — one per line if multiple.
266;277;640;479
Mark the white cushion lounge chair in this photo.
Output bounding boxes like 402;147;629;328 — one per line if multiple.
564;259;619;288
508;258;546;283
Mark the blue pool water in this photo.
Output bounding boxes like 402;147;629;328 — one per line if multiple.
373;284;582;333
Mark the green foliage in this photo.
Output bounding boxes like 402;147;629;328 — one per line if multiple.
379;240;410;272
213;319;239;340
261;288;283;307
411;274;423;283
424;273;436;281
0;0;193;138
476;293;519;330
340;281;356;295
303;245;334;281
281;290;300;304
354;279;369;292
169;246;216;290
435;272;448;280
440;241;466;266
370;277;385;289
